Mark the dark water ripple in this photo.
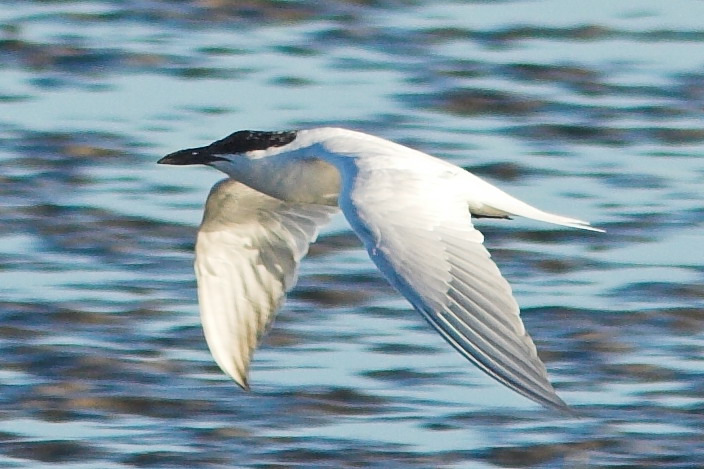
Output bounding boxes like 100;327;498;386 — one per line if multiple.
1;0;704;467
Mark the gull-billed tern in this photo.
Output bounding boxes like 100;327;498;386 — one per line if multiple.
159;127;602;413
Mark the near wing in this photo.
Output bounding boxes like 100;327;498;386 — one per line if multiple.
338;168;571;412
195;179;337;388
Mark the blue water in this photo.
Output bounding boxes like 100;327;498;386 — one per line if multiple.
1;0;703;467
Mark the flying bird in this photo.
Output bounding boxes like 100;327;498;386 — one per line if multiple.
159;127;602;413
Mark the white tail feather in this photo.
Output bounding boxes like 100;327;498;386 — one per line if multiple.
465;173;604;232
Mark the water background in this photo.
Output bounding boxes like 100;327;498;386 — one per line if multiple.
1;0;703;467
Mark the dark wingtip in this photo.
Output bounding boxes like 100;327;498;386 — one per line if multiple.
549;400;582;418
239;378;250;392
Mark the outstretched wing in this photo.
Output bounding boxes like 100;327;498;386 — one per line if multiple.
195;179;337;388
337;166;571;412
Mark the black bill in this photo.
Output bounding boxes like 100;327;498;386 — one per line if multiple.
157;146;226;166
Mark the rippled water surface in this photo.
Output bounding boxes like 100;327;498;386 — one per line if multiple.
2;0;703;467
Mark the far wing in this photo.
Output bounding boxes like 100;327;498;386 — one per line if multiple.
338;168;571;413
195;179;337;388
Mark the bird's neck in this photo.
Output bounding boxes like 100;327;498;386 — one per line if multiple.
212;149;341;206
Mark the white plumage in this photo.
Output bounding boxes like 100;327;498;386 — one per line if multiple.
159;127;602;413
195;179;336;389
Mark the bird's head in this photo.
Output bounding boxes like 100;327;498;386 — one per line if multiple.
158;129;340;205
157;130;299;167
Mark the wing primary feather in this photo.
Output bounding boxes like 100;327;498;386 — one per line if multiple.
442;299;555;395
428;303;571;413
447;264;519;329
443;289;538;373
